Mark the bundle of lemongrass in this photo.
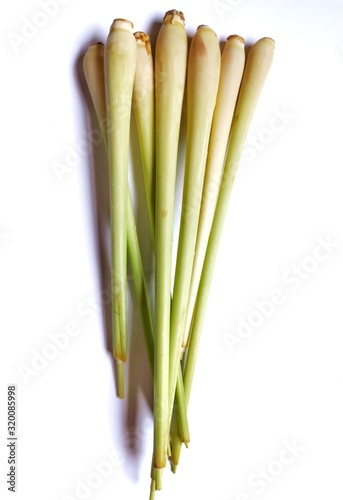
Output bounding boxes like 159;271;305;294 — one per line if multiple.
83;9;274;498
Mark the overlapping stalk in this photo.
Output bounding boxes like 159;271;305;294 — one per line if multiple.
151;10;188;492
83;16;275;498
182;34;246;353
83;41;154;369
171;37;275;469
133;32;156;238
84;41;189;449
132;31;191;455
104;19;137;398
168;25;221;430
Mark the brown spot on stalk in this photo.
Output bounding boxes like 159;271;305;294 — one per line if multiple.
160;209;168;218
163;9;185;25
134;31;152;56
109;18;134;33
194;34;207;57
116;352;127;362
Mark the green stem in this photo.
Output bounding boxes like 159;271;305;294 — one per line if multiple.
168;24;221;429
171;36;275;468
182;34;245;353
83;39;190;453
152;10;188;488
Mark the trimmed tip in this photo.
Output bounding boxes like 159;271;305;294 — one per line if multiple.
149;491;155;500
109;18;134;33
89;41;104;47
134;31;150;42
171;462;178;474
227;34;245;44
84;42;104;60
149;479;156;500
257;36;275;48
163;9;185;25
134;31;152;55
116;360;125;399
196;24;217;36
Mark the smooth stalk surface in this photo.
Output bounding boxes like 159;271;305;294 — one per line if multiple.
104;19;137;398
182;34;245;352
171;37;275;469
152;9;188;492
84;42;189;451
132;31;190;450
84;41;154;369
168;25;220;429
133;32;156;240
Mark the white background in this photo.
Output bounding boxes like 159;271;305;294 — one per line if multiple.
1;1;343;499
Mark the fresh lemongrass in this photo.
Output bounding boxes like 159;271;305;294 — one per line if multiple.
83;43;107;139
171;37;275;469
132;31;190;450
83;43;189;451
133;32;155;239
182;34;245;353
168;25;221;428
104;19;137;398
151;9;188;492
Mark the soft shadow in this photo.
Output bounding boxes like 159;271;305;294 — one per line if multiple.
122;16;164;480
74;36;114;360
74;30;155;483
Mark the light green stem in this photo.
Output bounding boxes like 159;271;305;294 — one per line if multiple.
171;37;275;468
168;25;221;429
105;19;137;398
152;9;188;489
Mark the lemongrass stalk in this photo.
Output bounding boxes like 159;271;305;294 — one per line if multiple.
168;25;221;428
182;35;245;353
83;41;153;364
83;46;189;448
104;19;137;398
132;31;190;450
83;43;107;139
133;32;155;240
151;9;188;491
171;37;275;469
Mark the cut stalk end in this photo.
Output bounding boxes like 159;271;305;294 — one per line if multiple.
171;462;178;474
149;479;156;500
116;360;125;399
88;41;104;48
109;18;134;33
259;36;275;46
153;468;163;490
226;34;245;44
163;10;185;24
134;31;152;55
